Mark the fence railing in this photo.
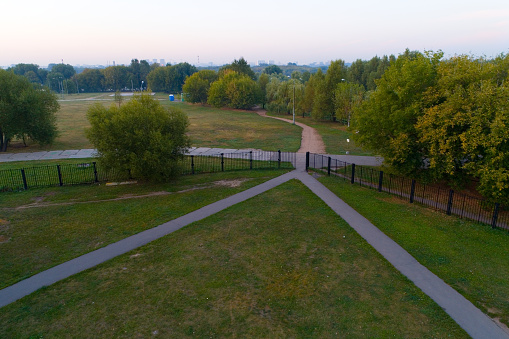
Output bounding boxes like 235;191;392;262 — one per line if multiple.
0;150;295;192
307;153;508;231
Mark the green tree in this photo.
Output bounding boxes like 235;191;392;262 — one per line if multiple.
352;51;442;176
258;73;269;109
75;69;104;92
312;60;347;120
302;68;324;114
102;66;129;91
86;94;190;181
147;63;197;93
208;71;259;109
0;70;59;151
334;82;365;126
220;57;256;80
263;65;283;75
416;54;509;200
182;70;218;104
50;64;76;79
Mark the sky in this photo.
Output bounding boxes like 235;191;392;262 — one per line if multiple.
1;0;508;67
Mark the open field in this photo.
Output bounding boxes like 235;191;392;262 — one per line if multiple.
318;175;509;329
0;170;289;289
266;112;372;156
5;94;302;153
0;179;466;337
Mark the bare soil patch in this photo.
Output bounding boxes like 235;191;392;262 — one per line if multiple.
5;179;253;210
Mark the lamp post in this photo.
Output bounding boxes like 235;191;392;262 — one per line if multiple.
141;81;144;91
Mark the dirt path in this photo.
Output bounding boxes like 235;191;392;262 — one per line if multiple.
254;107;326;154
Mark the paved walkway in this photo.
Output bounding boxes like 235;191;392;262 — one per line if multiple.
0;156;507;338
0;147;384;166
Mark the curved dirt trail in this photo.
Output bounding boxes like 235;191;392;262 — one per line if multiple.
254;108;326;154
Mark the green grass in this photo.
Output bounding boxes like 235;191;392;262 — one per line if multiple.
0;170;289;289
318;175;509;328
5;96;302;153
0;180;467;337
162;102;301;151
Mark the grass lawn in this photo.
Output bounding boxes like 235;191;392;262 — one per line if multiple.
0;170;289;289
161;101;301;152
318;175;509;329
266;112;373;156
4;95;302;153
0;179;466;337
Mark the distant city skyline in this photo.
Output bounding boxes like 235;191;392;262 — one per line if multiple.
1;0;508;68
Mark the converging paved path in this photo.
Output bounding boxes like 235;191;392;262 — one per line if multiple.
0;158;507;338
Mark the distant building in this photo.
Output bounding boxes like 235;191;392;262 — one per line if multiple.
269;60;275;65
160;59;165;66
257;60;267;66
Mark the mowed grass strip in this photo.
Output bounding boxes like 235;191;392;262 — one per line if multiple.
0;180;467;337
6;97;302;153
318;175;509;329
0;170;289;289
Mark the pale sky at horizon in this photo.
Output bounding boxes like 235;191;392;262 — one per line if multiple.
2;0;508;67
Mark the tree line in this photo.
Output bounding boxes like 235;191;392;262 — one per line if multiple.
7;60;197;94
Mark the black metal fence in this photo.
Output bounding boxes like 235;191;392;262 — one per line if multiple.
307;153;509;231
0;150;295;192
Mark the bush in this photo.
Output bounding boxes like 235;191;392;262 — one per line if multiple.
86;94;190;181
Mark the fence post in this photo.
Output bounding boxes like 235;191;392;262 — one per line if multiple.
351;163;356;184
221;153;224;172
57;165;63;187
447;190;454;215
93;162;98;182
278;150;281;169
306;152;310;171
327;157;331;176
378;171;383;192
191;155;195;174
410;179;416;203
250;151;253;170
21;169;28;190
492;203;500;229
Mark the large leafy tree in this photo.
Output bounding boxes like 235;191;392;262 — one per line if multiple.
334;82;365;126
219;57;256;80
312;59;347;120
182;70;218;104
75;69;104;92
417;54;509;201
0;70;59;151
86;94;190;181
208;71;259;110
50;64;76;79
352;51;442;176
258;73;269;109
263;65;283;75
302;68;324;114
147;63;197;93
102;66;129;91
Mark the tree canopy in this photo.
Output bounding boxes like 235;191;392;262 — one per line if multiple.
86;94;190;181
0;70;59;151
353;51;509;203
219;58;256;80
208;71;260;110
182;70;218;104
